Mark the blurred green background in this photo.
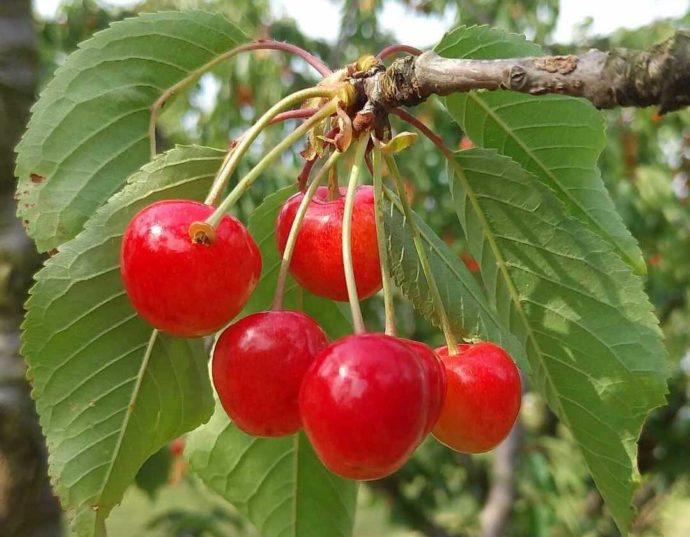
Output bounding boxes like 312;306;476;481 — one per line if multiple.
1;1;690;536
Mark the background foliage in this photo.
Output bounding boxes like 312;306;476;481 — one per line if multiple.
4;0;690;536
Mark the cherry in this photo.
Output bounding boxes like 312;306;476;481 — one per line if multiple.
121;200;261;337
169;437;185;457
275;185;381;301
212;310;328;437
299;333;428;480
432;342;521;453
399;339;447;436
459;136;475;150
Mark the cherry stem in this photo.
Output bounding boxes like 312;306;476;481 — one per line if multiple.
149;40;332;158
327;166;340;200
371;148;397;337
342;137;369;335
270;107;319;123
364;142;374;176
206;107;319;206
271;150;343;311
391;108;452;159
384;153;459;354
376;44;423;60
298;157;318;192
205;95;340;225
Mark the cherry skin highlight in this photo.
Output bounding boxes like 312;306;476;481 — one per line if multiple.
432;342;521;453
121;200;261;337
212;311;328;437
299;333;428;480
275;185;382;301
399;339;447;436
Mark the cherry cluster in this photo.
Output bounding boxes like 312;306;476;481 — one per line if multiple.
120;185;521;481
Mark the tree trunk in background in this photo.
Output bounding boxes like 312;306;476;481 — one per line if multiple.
0;1;62;535
479;421;523;537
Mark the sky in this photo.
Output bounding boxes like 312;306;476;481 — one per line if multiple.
33;0;688;47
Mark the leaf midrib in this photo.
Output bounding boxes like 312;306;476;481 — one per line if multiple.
450;156;573;434
94;329;159;527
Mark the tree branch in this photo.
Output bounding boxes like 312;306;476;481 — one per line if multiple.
359;30;690;114
479;421;523;537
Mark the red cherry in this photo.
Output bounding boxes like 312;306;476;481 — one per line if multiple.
212;311;328;437
399;339;447;435
121;200;261;337
433;342;521;453
459;136;475;150
299;333;428;480
649;254;662;267
275;186;382;301
460;252;480;273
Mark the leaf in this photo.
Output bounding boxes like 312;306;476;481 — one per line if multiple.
436;26;646;274
383;192;528;370
22;145;225;536
449;148;668;532
377;132;418;154
187;417;356;537
187;186;356;537
135;446;173;499
15;10;248;252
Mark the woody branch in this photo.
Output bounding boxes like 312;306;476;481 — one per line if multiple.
356;30;690;115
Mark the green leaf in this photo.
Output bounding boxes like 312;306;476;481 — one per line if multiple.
22;145;224;535
436;26;646;274
383;192;528;370
449;148;668;532
15;10;248;252
135;446;173;499
187;186;357;537
187;416;356;537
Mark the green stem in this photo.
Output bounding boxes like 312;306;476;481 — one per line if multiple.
272;151;343;311
343;137;369;335
206;98;339;226
205;147;236;206
204;88;337;209
384;153;458;354
372;149;397;336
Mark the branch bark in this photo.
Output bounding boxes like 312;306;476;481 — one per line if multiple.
359;30;690;114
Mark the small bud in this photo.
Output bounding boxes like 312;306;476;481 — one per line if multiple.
375;132;418;154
